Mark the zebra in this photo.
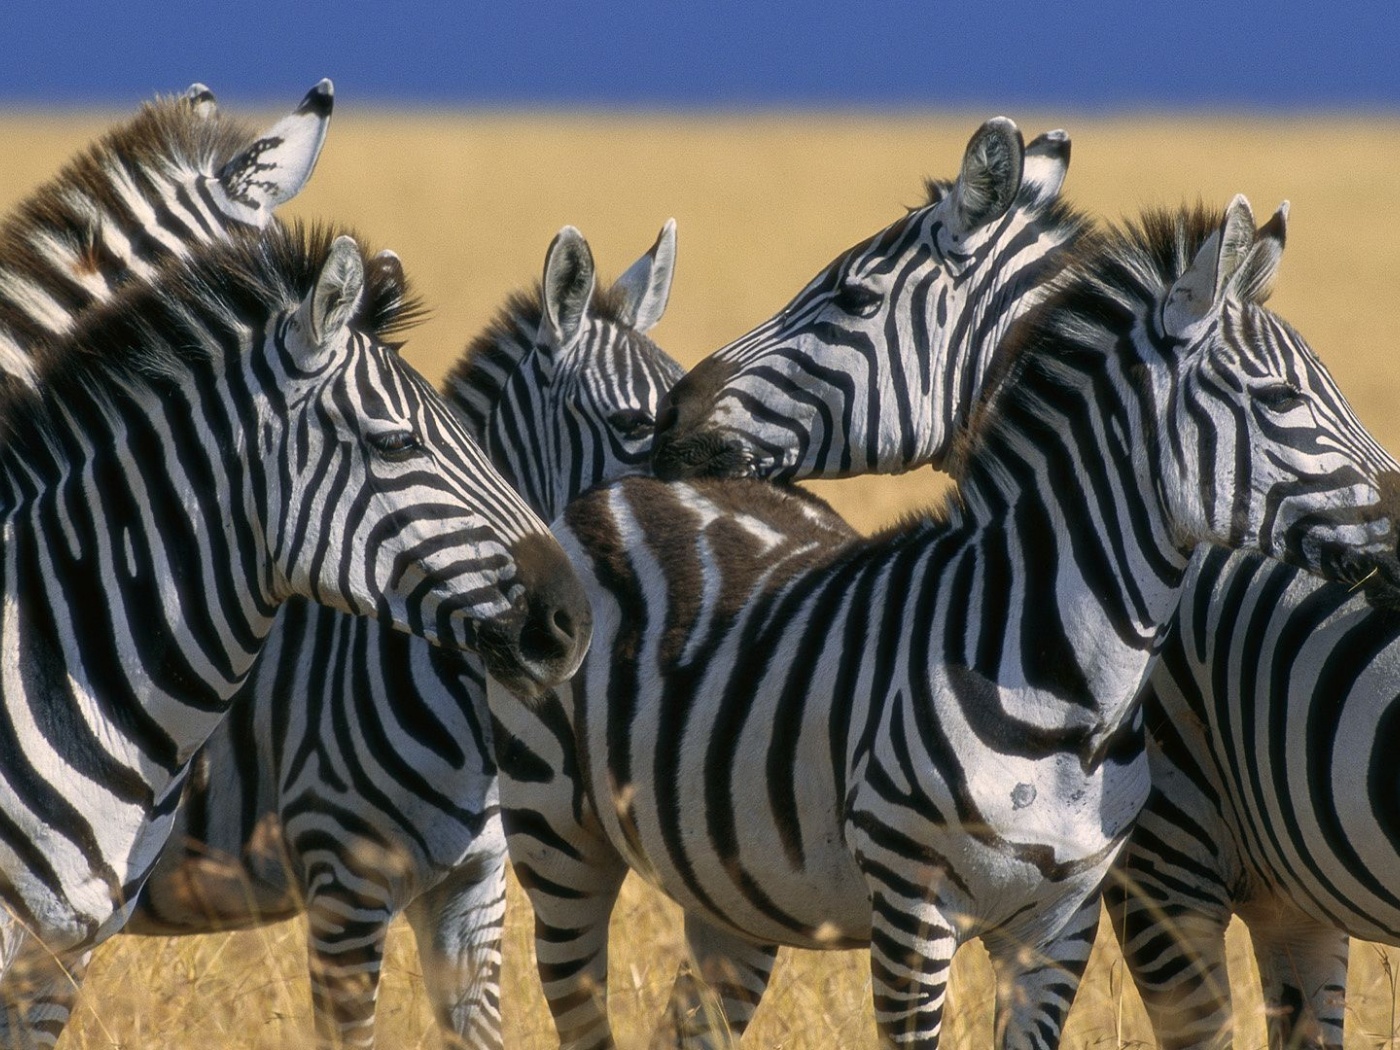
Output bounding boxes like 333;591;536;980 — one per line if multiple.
1096;545;1400;1050
0;77;333;389
0;221;591;1035
499;196;1400;1050
651;116;1088;483
611;111;1086;1038
652;113;1400;1046
0;222;684;1049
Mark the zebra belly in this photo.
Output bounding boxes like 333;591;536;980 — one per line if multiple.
608;776;875;950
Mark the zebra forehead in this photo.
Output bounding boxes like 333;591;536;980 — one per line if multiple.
447;277;661;408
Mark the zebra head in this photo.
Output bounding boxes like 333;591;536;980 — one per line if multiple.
258;233;593;698
651;116;1089;482
1151;197;1400;588
980;196;1400;595
445;221;685;520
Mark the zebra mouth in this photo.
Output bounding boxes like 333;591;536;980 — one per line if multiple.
1311;537;1400;611
652;430;760;481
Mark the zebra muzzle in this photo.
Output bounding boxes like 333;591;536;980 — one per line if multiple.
476;533;594;699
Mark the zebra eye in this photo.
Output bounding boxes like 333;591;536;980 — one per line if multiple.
368;429;422;460
1255;383;1305;412
608;408;655;440
832;281;883;319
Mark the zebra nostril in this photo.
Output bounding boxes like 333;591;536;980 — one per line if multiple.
551;607;578;644
519;614;566;664
507;533;594;681
518;597;586;666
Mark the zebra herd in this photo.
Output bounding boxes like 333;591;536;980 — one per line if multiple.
0;82;1395;1050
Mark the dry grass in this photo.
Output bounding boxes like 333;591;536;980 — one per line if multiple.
2;108;1399;1047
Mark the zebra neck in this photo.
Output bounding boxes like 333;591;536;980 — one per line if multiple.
945;411;1189;728
0;376;279;760
0;162;226;386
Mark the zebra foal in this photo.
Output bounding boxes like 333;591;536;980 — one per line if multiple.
1;223;683;1050
504;196;1400;1050
0;220;590;1039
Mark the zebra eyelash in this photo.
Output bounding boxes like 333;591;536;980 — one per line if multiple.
1253;382;1305;411
832;281;883;318
367;428;422;460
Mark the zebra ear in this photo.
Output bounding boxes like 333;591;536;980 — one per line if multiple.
541;226;597;352
1230;201;1289;305
947;117;1025;235
301;235;365;349
1021;129;1070;204
182;83;217;119
1162;195;1256;338
211;78;334;229
369;249;406;299
613;218;676;333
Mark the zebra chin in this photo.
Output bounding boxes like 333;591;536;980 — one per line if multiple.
472;533;595;700
1292;523;1400;611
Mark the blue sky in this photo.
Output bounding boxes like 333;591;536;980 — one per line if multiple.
2;0;1395;109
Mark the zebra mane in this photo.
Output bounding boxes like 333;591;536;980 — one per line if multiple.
0;93;257;277
444;275;634;434
0;221;423;444
949;202;1229;474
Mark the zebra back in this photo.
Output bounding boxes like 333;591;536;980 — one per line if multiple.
652;116;1090;482
0;80;333;389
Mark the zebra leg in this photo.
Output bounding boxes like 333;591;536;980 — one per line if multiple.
507;802;629;1050
403;842;508;1050
650;913;778;1048
1104;860;1234;1050
303;865;397;1050
986;893;1101;1050
1246;911;1347;1050
0;941;90;1050
866;888;959;1048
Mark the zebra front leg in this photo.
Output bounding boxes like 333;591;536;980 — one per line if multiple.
1105;861;1233;1050
0;941;90;1050
865;886;959;1049
506;791;630;1050
1245;910;1347;1050
403;840;508;1050
985;892;1101;1050
303;866;397;1050
650;913;778;1048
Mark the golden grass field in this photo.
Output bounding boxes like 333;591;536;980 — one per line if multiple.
2;106;1400;1047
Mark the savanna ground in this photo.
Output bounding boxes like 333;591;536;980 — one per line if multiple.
2;106;1399;1047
